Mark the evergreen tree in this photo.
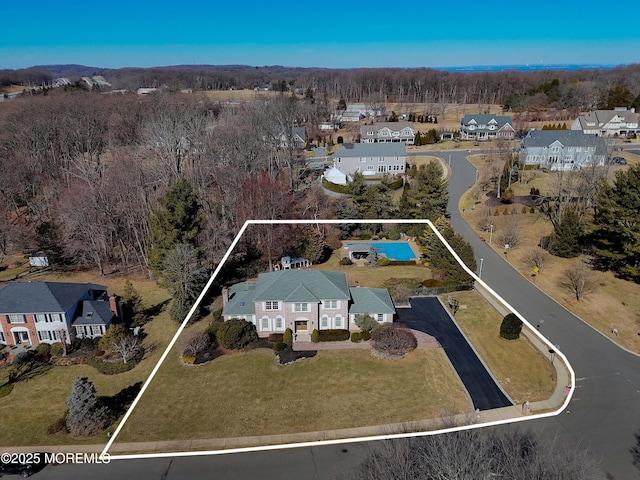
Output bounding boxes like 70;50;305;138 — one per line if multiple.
361;174;397;220
603;81;633;109
593;165;640;281
148;177;204;274
121;280;145;326
301;227;326;264
403;162;448;220
66;377;112;437
551;207;583;258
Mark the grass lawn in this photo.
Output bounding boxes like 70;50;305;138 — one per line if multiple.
448;291;556;404
0;265;176;446
116;346;469;443
461;152;640;354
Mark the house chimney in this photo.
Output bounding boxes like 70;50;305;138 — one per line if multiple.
109;294;119;317
222;287;229;308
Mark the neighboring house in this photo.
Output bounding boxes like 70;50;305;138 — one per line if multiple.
571;108;639;137
335;104;386;122
460;114;515;141
519;130;607;171
360;122;415;144
270;126;307;149
333;143;406;177
0;282;121;347
221;270;395;339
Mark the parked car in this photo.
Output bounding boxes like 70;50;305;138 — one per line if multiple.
607;156;627;165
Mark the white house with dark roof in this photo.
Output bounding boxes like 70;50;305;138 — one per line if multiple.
460;114;515;141
360;122;415;144
519;130;607;171
0;282;120;346
333;143;406;178
571;108;639;137
222;270;395;339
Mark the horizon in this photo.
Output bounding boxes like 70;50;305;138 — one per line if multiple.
2;1;639;71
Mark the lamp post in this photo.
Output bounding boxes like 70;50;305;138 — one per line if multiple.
489;224;493;244
478;258;484;278
448;154;451;167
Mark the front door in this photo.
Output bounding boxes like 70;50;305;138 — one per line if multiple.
295;321;308;332
14;331;30;345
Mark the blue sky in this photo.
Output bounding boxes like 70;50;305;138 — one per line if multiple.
2;0;638;69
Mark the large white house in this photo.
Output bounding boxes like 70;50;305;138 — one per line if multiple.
519;130;607;171
360;122;415;144
333;143;406;177
571;108;639;137
460;114;515;141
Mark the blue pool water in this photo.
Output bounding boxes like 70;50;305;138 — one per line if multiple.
348;242;417;261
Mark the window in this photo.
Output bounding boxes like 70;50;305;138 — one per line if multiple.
377;314;384;322
35;314;47;323
261;317;270;330
551;146;560;153
0;331;5;343
275;317;283;330
294;303;309;312
378;165;386;173
324;300;338;309
265;301;280;311
367;165;374;170
321;315;329;328
38;331;50;341
91;326;102;335
53;330;61;341
8;314;26;324
564;155;573;163
335;315;343;328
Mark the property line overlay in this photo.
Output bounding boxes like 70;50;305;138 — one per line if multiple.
100;219;574;462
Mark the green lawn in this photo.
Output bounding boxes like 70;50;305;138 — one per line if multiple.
117;347;469;442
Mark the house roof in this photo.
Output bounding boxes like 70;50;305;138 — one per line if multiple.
348;287;396;314
0;282;107;314
72;300;115;326
223;282;257;316
523;130;607;152
361;122;414;134
253;270;351;302
324;167;347;185
574;109;639;130
461;114;513;127
335;143;406;158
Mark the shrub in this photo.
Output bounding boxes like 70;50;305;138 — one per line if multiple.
268;333;284;344
340;257;353;266
377;257;392;266
182;355;196;365
273;341;287;352
351;332;362;342
370;324;417;359
13;351;32;364
318;329;350;342
361;331;371;341
205;321;222;346
35;343;51;354
217;318;259;350
360;231;372;240
50;342;64;356
354;314;378;333
283;328;293;345
423;278;444;288
387;229;401;240
99;324;127;351
500;313;523;340
184;331;211;356
311;329;320;343
85;357;138;374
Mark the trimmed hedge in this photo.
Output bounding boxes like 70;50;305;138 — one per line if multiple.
350;332;362;342
318;329;350;342
268;333;284;344
377;257;392;266
217;318;259;350
311;329;320;343
182;355;196;365
322;177;347;194
283;328;293;345
85;357;138;375
500;313;523;340
423;278;444;288
361;330;371;341
273;341;287;352
340;257;353;265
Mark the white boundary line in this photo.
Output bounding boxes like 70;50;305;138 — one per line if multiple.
100;219;574;461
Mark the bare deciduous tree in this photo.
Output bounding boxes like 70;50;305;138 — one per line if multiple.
110;334;141;364
497;215;522;248
524;247;550;271
560;262;593;301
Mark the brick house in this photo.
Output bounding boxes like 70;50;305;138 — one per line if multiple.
221;270;395;339
0;282;120;347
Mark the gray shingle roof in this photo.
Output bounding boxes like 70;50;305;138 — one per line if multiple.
348;287;396;314
335;143;406;157
253;270;350;302
72;300;115;326
523;130;606;149
223;282;257;316
361;122;414;133
461;114;513;128
0;282;107;314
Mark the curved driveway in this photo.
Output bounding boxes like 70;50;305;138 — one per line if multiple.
444;149;640;479
397;297;511;411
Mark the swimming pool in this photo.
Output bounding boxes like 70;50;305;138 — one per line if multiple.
347;241;417;261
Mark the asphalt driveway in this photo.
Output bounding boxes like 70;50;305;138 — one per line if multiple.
396;296;512;411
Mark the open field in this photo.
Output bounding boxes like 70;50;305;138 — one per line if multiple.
460;152;640;354
117;347;469;443
0;261;175;446
449;290;556;403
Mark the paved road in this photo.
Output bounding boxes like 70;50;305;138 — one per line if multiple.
397;297;511;411
444;149;640;479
